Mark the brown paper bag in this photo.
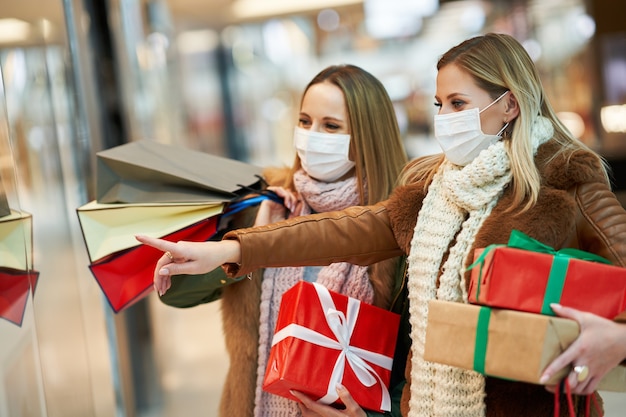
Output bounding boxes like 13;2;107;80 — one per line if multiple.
424;300;626;391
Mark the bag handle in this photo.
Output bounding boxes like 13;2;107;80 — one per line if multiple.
554;379;603;417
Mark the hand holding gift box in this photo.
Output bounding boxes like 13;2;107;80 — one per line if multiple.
423;300;626;391
468;229;626;319
262;281;400;412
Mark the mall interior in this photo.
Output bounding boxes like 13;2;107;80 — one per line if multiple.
0;0;625;416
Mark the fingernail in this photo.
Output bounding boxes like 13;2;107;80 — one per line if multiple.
336;383;345;391
159;268;169;276
289;390;296;395
539;374;549;384
550;303;561;309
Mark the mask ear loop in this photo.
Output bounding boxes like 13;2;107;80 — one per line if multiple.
481;90;510;138
479;90;510;114
496;122;509;137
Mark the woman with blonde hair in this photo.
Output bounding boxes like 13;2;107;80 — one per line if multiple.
139;33;626;416
156;63;408;417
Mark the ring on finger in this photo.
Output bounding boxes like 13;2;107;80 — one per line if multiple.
573;365;589;382
165;251;173;260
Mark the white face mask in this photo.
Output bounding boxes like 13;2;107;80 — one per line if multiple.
434;91;509;166
294;126;355;182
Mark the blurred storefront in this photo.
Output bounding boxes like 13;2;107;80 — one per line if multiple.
0;0;624;416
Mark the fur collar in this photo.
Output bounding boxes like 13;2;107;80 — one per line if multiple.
386;140;605;255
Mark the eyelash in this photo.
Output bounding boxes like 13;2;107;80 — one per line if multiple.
434;100;466;110
298;120;341;130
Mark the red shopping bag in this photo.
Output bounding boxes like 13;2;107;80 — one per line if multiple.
89;216;218;313
0;266;39;327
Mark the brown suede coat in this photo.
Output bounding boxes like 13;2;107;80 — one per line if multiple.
218;167;400;417
225;140;626;416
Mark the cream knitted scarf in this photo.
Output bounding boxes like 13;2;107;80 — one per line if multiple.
253;169;374;417
407;117;553;417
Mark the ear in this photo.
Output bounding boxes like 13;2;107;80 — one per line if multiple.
504;93;520;122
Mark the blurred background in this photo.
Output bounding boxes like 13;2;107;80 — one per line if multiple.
0;0;624;416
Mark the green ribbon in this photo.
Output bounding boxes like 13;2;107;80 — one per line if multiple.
467;229;611;316
472;306;519;382
473;306;491;374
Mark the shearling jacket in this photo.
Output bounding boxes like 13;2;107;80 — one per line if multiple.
200;167;402;417
224;140;626;417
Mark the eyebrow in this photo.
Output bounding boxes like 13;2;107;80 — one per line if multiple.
435;92;471;101
322;116;345;122
299;112;346;123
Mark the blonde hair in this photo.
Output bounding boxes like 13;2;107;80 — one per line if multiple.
285;64;408;205
401;33;608;210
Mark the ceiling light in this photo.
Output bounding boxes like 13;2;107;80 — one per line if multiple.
0;18;31;44
601;105;626;133
231;0;362;21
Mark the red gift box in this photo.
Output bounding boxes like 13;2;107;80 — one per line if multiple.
262;281;400;412
468;231;626;319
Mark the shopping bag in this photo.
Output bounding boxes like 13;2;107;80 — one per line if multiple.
0;208;39;326
153;192;285;308
89;215;219;313
76;200;224;262
0;210;34;270
0;176;9;218
96;140;264;203
0;266;39;327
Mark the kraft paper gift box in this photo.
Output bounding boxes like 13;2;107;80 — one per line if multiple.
262;281;400;412
424;300;626;391
468;229;626;319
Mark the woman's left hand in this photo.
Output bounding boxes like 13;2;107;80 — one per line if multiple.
540;303;626;395
254;187;303;227
290;384;367;417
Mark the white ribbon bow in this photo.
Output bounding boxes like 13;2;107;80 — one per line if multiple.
270;282;393;411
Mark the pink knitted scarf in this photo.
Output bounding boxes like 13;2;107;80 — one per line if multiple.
253;169;374;417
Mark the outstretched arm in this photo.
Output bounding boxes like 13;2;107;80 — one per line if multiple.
135;235;241;296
